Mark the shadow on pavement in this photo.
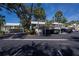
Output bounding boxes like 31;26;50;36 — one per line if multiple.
0;42;74;56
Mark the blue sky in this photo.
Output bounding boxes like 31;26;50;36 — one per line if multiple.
0;3;79;23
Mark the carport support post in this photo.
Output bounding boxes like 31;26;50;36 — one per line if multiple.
60;28;61;34
37;19;40;36
59;24;61;34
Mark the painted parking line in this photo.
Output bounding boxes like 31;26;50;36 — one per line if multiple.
3;39;68;40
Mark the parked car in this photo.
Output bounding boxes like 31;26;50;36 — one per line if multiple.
61;28;73;33
50;29;60;34
42;28;51;36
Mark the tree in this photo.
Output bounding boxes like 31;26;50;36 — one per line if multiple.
34;4;46;21
60;17;67;23
0;3;33;32
69;20;79;24
0;3;46;33
45;20;52;28
52;10;68;34
34;3;46;29
0;15;5;31
54;10;67;23
33;3;46;35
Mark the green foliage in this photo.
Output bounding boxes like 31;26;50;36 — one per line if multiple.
0;3;33;32
0;3;46;33
55;10;63;18
63;23;69;27
34;3;46;20
45;20;52;28
69;20;79;24
0;30;5;35
60;17;67;23
0;15;5;30
54;10;67;23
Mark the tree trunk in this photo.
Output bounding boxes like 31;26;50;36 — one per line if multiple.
0;25;1;31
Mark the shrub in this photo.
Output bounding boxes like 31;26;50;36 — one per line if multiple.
0;30;5;36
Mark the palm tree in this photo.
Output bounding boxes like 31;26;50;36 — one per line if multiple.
34;4;46;21
54;10;67;23
55;10;63;23
33;3;46;35
54;10;67;34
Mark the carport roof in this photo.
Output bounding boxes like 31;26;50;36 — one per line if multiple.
4;21;46;26
5;23;20;26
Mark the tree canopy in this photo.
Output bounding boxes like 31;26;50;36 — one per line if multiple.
0;3;34;32
34;3;46;21
0;3;46;32
53;10;67;23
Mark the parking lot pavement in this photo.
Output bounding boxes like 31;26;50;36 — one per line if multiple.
0;40;79;55
0;32;79;56
0;31;79;40
0;34;13;39
0;33;26;39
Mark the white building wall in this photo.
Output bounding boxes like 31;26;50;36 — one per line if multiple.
3;21;64;33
